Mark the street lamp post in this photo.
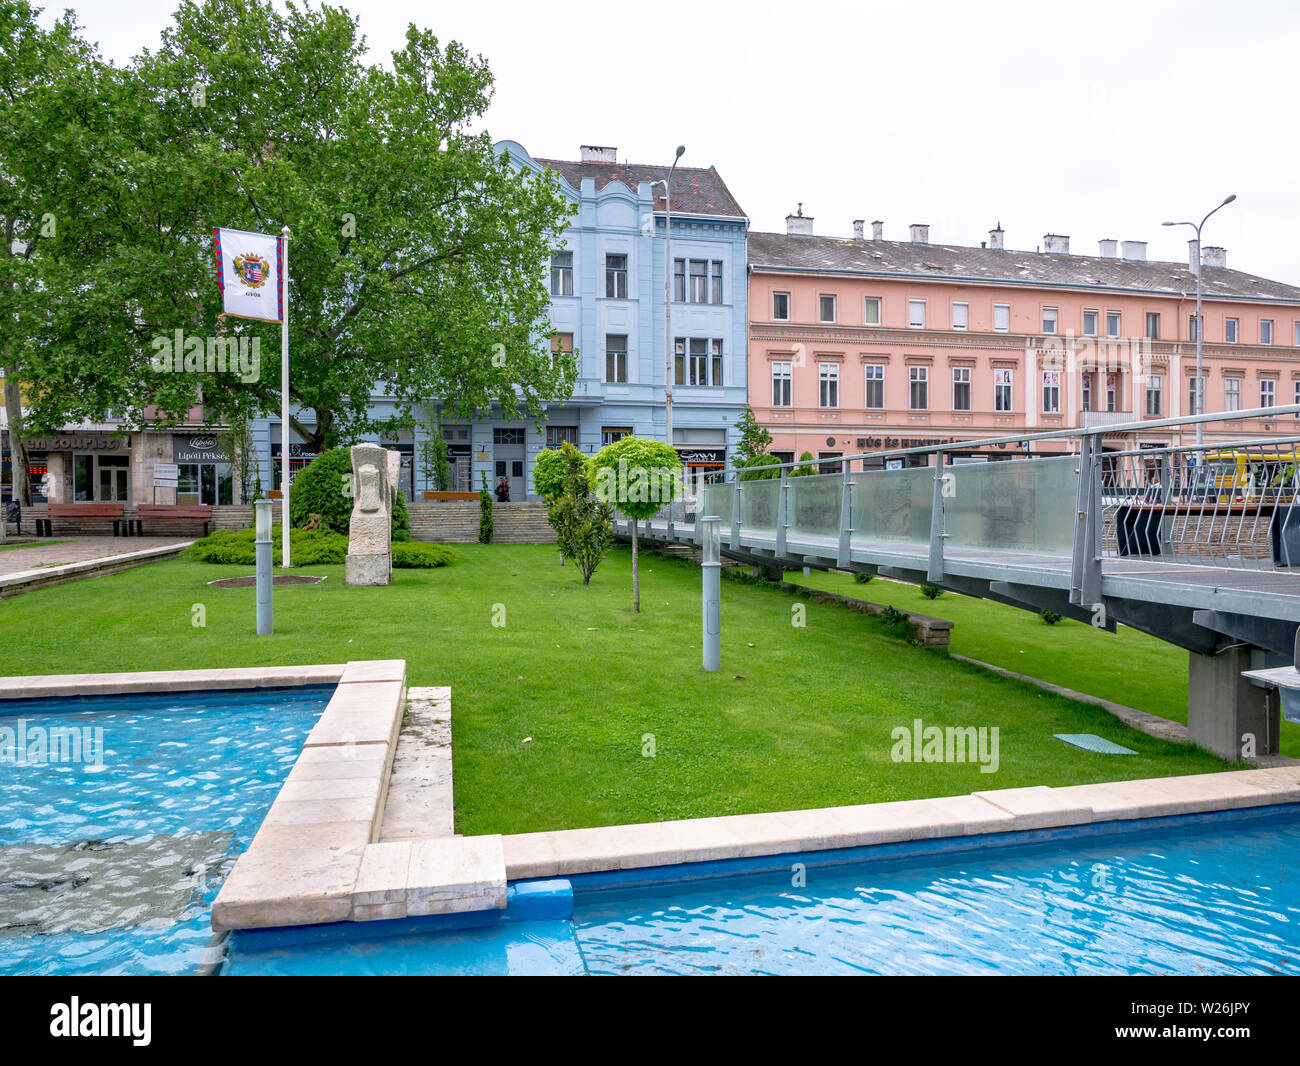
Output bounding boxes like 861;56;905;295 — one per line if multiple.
1163;194;1236;447
656;146;686;452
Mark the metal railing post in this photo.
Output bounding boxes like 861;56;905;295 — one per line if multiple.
1070;435;1091;605
927;451;946;582
730;476;741;550
694;471;704;546
1082;433;1103;606
837;463;852;568
775;468;788;557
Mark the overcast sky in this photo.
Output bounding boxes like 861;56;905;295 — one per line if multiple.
48;0;1300;284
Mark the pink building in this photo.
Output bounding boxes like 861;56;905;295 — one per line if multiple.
748;212;1300;465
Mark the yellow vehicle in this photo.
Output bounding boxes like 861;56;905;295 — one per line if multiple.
1201;449;1300;503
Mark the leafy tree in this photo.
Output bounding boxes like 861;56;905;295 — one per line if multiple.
2;0;579;466
590;436;683;613
792;451;818;477
532;445;568;502
547;442;612;585
419;422;452;492
734;406;773;462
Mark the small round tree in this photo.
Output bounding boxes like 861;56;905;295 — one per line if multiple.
532;446;568;502
590;436;683;613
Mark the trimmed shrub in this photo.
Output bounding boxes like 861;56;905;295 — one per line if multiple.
852;571;873;584
186;526;452;569
392;490;411;541
290;446;410;541
393;541;456;568
479;471;494;543
1040;609;1063;625
919;584;943;600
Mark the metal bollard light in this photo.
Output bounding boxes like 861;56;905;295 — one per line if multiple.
701;515;721;671
254;498;273;635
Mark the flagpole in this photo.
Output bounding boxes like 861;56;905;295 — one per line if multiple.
281;225;291;569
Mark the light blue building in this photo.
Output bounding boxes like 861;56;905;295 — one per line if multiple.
250;141;749;502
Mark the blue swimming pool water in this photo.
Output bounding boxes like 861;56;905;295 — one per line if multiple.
226;806;1300;976
0;686;331;975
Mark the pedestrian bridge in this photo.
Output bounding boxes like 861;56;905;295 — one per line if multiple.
617;407;1300;760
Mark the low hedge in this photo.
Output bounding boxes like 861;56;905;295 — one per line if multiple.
187;527;453;569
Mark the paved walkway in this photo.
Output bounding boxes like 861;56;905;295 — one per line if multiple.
0;536;191;577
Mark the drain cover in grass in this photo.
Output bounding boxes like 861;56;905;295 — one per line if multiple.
1054;733;1136;755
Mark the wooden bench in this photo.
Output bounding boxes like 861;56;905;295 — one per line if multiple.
126;504;213;536
38;503;127;536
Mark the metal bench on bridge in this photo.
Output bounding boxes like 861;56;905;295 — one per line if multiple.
37;503;127;537
126;504;213;537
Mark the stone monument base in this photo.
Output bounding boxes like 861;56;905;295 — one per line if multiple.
346;554;391;586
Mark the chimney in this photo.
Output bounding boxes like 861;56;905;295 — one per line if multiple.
852;219;865;241
871;220;884;241
1188;239;1200;275
1120;240;1148;262
579;145;617;162
988;224;1004;250
785;203;814;237
1098;238;1118;259
909;223;929;244
1202;245;1227;268
1043;233;1070;255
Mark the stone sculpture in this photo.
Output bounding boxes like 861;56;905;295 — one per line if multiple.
345;443;396;586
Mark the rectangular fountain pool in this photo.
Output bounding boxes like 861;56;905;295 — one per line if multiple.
225;804;1300;976
0;685;333;975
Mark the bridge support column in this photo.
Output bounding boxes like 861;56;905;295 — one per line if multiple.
1188;646;1279;760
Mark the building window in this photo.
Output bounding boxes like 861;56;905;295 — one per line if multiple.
675;337;723;386
1082;309;1098;337
710;261;724;304
711;339;724;386
819;363;839;408
601;426;632;446
1042;307;1058;335
864;297;881;325
952;367;971;411
687;337;708;385
1261;319;1274;345
688;259;708;303
1145;374;1162;416
994;368;1013;412
1188;314;1199;342
773;292;789;320
1225;377;1241;412
550;332;574;360
550;251;573;296
1105;374;1117;412
1145;312;1160;340
993;303;1010;332
1106;311;1121;338
176;462;234;506
673;258;685;302
1295;380;1300;415
1261;379;1276;407
74;453;130;502
771;361;792;407
605;333;628;383
864;364;884;409
1225;317;1238;343
1295;322;1300;347
545;426;578;448
673;337;685;385
909;366;928;410
952;302;968;330
1081;373;1092;412
1188;375;1204;416
819;294;836;323
605;254;628;299
1042;371;1060;414
908;299;926;329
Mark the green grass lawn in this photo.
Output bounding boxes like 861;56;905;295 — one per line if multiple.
0;539;71;552
0;543;1242;834
785;567;1300;760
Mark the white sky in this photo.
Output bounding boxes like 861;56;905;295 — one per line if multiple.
45;0;1300;284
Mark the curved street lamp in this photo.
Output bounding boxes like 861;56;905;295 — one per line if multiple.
654;146;686;452
1162;194;1236;447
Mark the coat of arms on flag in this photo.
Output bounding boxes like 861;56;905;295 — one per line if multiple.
213;226;283;322
233;253;269;288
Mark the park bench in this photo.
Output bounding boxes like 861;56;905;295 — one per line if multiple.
127;504;213;536
37;502;127;536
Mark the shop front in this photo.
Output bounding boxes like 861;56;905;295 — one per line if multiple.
173;433;235;505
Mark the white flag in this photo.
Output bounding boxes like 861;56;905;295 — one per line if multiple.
213;227;283;322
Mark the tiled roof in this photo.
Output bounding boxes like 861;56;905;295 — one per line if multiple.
533;157;745;219
747;231;1300;303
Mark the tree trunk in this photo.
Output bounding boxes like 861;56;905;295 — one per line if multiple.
4;367;29;515
631;520;640;613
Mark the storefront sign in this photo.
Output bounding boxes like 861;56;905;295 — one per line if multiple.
174;434;232;463
676;447;726;465
855;436;959;450
153;462;179;487
25;432;131;454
